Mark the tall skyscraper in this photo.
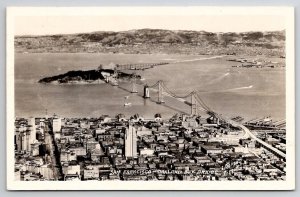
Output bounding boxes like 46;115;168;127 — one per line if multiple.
29;117;36;145
125;124;137;158
25;129;30;151
16;125;26;152
21;130;27;152
52;115;62;132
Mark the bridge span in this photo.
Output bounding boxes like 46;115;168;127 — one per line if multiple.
115;62;169;70
141;80;287;160
116;79;286;160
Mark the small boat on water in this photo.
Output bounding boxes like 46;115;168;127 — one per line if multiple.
124;96;132;107
111;80;119;86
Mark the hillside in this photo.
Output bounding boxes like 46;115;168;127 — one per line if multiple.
15;29;285;56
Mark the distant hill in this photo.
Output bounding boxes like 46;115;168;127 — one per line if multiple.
15;29;285;56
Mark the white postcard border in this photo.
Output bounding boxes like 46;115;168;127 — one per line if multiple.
6;6;295;190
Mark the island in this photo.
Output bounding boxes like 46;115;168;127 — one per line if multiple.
39;68;140;85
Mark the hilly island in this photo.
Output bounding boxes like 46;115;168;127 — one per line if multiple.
15;29;285;57
38;68;140;84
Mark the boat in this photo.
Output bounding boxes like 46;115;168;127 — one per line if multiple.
124;96;132;106
108;77;118;86
111;80;119;86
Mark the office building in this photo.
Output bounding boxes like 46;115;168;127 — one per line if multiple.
125;124;137;158
52;115;62;132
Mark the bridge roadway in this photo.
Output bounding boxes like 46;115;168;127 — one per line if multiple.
116;62;169;70
215;114;286;160
116;55;226;71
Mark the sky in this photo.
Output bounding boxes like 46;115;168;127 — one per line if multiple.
15;15;286;36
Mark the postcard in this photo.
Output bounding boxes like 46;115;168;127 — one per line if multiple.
6;6;295;190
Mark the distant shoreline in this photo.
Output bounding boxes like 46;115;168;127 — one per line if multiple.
14;29;285;57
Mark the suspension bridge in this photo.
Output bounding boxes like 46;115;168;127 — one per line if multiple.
143;80;212;116
128;80;286;160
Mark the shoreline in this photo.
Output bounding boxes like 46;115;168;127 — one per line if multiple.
15;51;220;57
43;80;106;85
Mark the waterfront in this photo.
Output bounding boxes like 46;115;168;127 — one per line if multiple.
15;53;285;120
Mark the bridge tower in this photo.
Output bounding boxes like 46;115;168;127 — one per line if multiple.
131;73;138;93
113;67;118;77
131;82;137;93
216;117;220;125
157;80;164;104
191;91;197;116
143;85;150;98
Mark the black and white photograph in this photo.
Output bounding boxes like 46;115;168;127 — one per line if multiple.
6;7;295;190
